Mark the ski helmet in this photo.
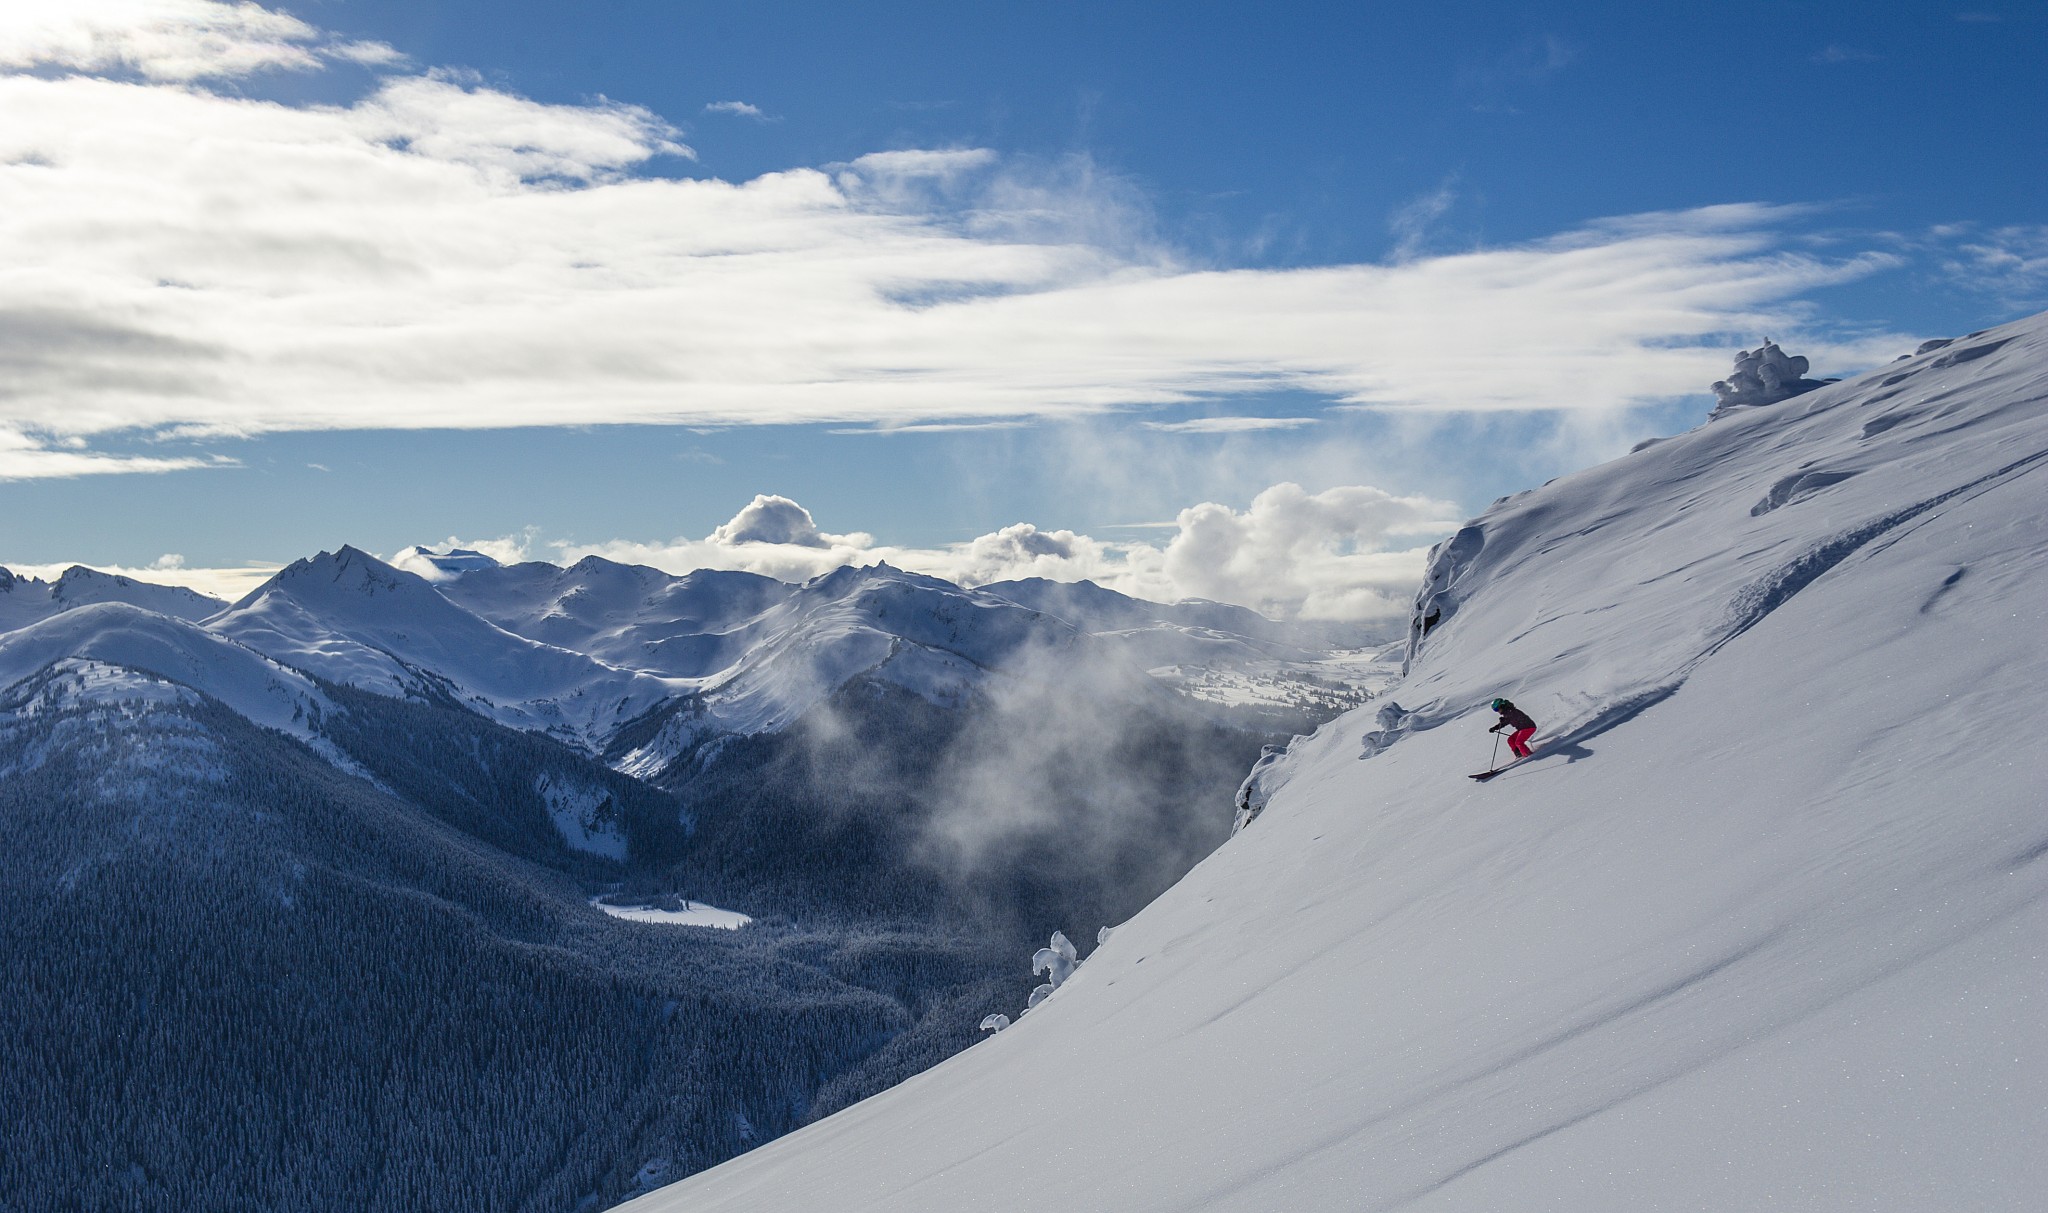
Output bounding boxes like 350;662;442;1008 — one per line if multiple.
1490;698;1507;710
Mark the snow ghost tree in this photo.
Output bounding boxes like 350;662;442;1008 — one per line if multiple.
1026;931;1078;1011
1710;339;1832;415
979;1014;1011;1034
1232;744;1292;833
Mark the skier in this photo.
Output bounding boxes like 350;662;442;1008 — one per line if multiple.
1488;697;1537;760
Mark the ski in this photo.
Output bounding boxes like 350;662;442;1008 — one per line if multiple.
1470;752;1539;781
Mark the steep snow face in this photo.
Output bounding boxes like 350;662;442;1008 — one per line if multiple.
208;547;687;751
624;312;2048;1212
0;603;352;769
0;566;225;632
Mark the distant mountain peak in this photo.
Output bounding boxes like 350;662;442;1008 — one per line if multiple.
392;544;504;582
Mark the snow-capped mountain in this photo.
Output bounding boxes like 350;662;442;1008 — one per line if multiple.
622;315;2048;1212
0;564;225;632
0;602;347;767
207;546;689;752
437;558;794;677
432;554;1300;773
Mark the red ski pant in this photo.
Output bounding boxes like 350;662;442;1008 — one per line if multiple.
1507;726;1536;758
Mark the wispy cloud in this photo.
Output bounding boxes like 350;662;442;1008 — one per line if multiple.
1140;417;1320;434
1813;45;1883;63
704;99;775;121
1930;223;2048;309
828;420;1034;435
1389;177;1461;260
0;428;224;480
0;1;1912;481
1458;33;1578;94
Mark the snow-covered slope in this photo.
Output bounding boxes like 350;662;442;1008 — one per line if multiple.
623;313;2048;1212
0;565;224;631
0;602;347;765
207;547;687;751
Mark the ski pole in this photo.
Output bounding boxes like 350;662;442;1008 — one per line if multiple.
1488;733;1500;772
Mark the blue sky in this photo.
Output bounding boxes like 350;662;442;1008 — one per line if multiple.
0;1;2042;619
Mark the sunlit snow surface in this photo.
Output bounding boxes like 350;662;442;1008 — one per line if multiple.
589;897;752;930
621;313;2048;1212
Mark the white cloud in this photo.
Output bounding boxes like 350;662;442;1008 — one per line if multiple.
0;0;398;82
349;73;692;181
386;532;538;582
709;494;870;548
1158;483;1457;620
0;426;221;479
0;1;1912;480
703;100;771;120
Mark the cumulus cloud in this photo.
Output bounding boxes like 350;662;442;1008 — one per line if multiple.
709;494;870;548
1159;483;1458;619
0;0;1913;479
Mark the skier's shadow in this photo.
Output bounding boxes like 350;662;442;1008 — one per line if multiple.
1546;739;1595;764
1500;738;1595;780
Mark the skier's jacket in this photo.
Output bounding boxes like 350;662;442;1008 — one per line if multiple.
1491;701;1536;732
